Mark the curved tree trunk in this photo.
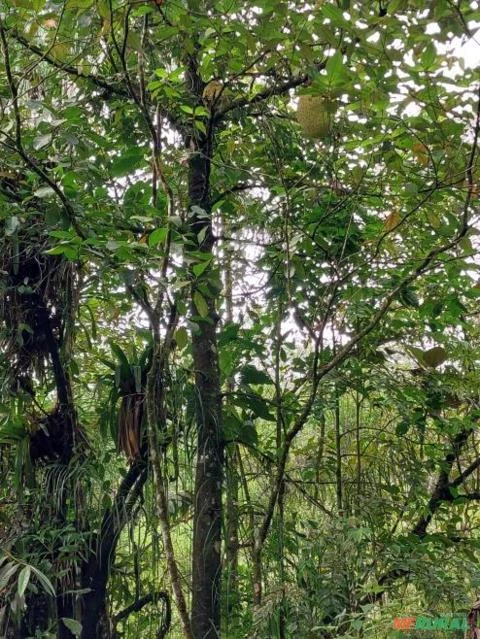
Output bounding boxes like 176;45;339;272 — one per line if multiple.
80;460;147;639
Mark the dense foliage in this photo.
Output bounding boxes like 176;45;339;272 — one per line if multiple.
0;0;480;637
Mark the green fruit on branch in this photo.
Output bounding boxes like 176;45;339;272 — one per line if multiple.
296;95;335;139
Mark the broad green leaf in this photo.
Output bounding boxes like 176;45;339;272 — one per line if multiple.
192;258;212;277
175;326;189;350
0;562;20;589
111;150;146;177
423;346;447;368
148;227;168;246
17;565;31;597
238;420;258;446
240;364;272;385
406;346;427;368
30;566;56;597
396;420;410;436
325;50;348;87
34;185;55;198
61;618;82;637
193;291;209;318
33;133;52;150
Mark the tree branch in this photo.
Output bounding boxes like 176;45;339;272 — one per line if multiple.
217;72;309;120
112;591;170;627
8;28;130;98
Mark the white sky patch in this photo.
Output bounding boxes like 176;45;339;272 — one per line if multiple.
396;28;480;117
458;30;480;68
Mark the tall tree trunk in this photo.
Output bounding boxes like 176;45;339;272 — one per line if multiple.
334;385;343;515
355;391;362;511
313;409;326;503
274;313;286;639
223;217;240;627
188;130;223;638
225;449;239;617
146;341;193;639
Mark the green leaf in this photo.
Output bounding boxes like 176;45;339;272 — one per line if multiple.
421;42;437;69
192;257;212;277
240;364;272;385
194;119;207;134
30;565;55;597
396;420;410;436
406;346;427;367
407;346;447;369
34;185;56;198
33;133;52;150
194;106;210;117
45;244;78;259
222;411;243;441
111;150;146;177
238;419;258;446
175;326;188;350
45;207;68;228
236;392;275;422
321;3;346;25
193;291;209;318
61;618;82;637
17;565;31;597
399;285;419;307
0;562;19;589
325;50;348;87
423;346;447;368
148;227;168;246
110;341;131;380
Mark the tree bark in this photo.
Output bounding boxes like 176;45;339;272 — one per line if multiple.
223;221;240;625
225;447;240;618
80;459;147;639
188;129;223;638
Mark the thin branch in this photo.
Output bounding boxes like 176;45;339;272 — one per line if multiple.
112;591;170;625
0;22;85;239
7;27;183;131
217;72;310;120
451;455;480;489
211;181;265;206
8;28;130;97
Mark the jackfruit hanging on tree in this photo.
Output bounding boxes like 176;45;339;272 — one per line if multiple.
296;95;335;139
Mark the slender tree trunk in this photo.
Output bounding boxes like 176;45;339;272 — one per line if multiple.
236;449;257;607
145;338;193;639
188;131;223;638
334;386;343;515
223;219;240;627
314;409;326;503
355;391;362;508
274;314;286;639
225;449;239;616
